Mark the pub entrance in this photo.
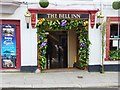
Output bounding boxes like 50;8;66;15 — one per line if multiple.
37;12;90;70
46;31;68;69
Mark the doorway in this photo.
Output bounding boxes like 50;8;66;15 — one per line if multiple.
46;31;68;69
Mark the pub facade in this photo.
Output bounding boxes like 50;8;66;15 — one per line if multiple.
0;0;119;72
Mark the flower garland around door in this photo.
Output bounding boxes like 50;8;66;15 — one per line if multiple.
36;18;91;71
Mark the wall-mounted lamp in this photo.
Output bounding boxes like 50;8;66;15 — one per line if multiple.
96;12;104;28
25;11;31;29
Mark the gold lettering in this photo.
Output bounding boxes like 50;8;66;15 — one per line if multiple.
73;14;77;18
71;14;74;18
71;14;81;18
47;14;81;18
47;14;51;18
67;14;70;18
54;14;57;18
76;14;81;18
59;14;64;18
64;14;68;18
64;14;70;18
47;14;57;18
51;14;55;18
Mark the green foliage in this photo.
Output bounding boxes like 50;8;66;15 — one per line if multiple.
101;22;106;73
37;27;48;71
36;18;90;71
109;49;120;61
112;1;120;10
39;0;49;8
76;26;90;70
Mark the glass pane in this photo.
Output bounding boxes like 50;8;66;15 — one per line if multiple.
109;40;120;60
110;40;117;50
110;24;118;38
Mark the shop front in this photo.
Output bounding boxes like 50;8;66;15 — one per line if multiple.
29;9;98;70
0;0;119;72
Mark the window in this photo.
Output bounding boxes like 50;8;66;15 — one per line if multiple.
110;24;120;50
106;17;120;61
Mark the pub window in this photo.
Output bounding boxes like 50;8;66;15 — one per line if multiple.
109;23;120;61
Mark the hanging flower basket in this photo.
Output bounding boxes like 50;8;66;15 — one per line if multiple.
39;0;49;8
112;1;120;10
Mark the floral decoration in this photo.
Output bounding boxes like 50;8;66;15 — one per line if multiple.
36;18;90;71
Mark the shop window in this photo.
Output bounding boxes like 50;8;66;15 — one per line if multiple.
109;23;120;61
106;17;120;61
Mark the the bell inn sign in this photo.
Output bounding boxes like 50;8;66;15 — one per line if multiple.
38;13;89;19
47;14;81;18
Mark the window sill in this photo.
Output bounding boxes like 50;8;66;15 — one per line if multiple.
110;38;120;40
104;60;120;65
109;60;120;61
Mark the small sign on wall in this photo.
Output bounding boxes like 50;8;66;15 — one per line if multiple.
1;24;16;68
113;40;118;47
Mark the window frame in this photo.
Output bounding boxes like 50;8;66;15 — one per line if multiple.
105;17;120;61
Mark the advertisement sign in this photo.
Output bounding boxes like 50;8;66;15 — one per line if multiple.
1;24;16;68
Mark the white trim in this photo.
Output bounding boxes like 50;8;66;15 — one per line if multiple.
104;61;119;65
68;31;70;67
0;2;21;14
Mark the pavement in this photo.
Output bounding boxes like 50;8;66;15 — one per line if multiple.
0;69;119;89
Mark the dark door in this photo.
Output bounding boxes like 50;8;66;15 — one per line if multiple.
46;31;67;69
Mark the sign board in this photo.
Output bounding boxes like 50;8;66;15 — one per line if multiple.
38;13;89;19
1;24;16;68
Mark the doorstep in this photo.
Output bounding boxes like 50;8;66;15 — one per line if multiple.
44;68;85;73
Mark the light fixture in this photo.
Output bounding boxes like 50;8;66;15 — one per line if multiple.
96;12;104;28
97;12;104;25
24;11;31;29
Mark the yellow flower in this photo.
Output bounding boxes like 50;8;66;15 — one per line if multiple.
83;21;88;26
83;22;86;26
39;21;43;25
42;18;45;21
38;18;45;25
86;21;88;24
85;21;88;25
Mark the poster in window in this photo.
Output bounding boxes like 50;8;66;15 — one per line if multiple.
113;39;118;47
1;24;16;68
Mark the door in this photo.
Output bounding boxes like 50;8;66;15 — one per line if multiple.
0;20;21;69
46;31;67;69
